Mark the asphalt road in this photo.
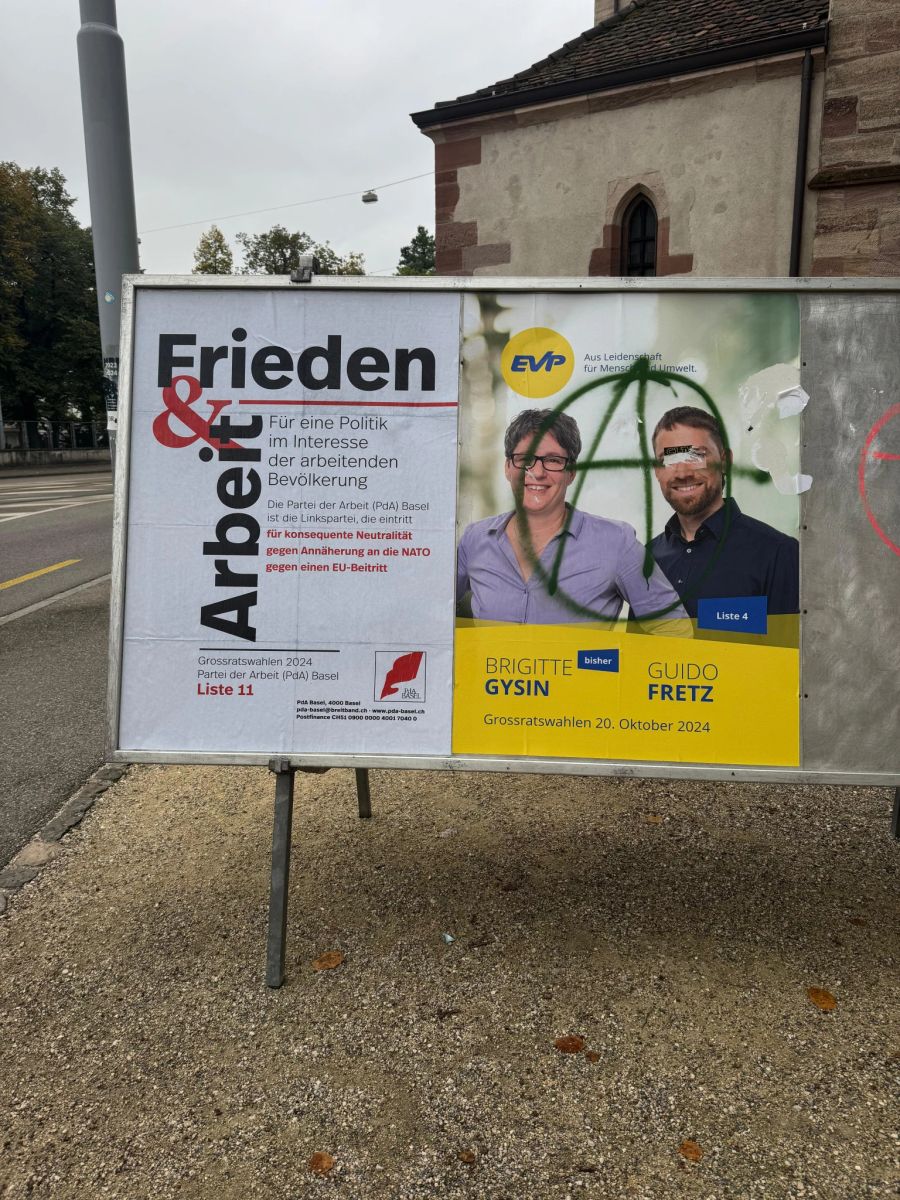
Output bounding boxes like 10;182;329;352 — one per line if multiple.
0;468;114;866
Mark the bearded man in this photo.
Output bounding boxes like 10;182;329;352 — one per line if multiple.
649;406;799;618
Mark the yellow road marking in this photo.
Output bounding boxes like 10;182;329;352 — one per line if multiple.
0;559;81;591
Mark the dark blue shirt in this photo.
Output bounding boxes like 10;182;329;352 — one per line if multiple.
649;499;799;617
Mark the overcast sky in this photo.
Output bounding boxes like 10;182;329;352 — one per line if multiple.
1;1;592;276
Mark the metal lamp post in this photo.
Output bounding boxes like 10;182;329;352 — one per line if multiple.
76;0;140;468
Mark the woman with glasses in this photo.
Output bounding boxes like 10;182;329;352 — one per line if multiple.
456;408;687;627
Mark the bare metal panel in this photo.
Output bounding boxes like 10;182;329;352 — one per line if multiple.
800;293;900;774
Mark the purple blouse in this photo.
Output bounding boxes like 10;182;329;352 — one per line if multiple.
457;508;687;624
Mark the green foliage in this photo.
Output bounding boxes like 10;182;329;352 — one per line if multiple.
235;224;365;276
312;242;366;277
396;225;435;276
0;162;104;423
193;225;234;274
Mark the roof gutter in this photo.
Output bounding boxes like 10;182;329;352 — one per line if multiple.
411;26;828;129
789;48;816;276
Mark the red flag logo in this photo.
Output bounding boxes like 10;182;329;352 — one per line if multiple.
379;651;424;699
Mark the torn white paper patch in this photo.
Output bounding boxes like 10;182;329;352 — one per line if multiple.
661;445;707;467
776;385;810;419
782;473;814;495
751;436;814;495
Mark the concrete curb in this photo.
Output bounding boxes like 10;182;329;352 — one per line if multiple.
0;450;111;471
0;462;112;479
0;763;128;912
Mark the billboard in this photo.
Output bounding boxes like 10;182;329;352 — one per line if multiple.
117;286;458;756
453;290;800;768
109;278;900;785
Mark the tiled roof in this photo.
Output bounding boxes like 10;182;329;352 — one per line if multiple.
415;0;828;124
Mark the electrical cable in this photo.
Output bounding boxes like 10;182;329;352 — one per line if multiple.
139;171;434;236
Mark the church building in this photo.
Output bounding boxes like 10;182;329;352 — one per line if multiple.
412;0;899;277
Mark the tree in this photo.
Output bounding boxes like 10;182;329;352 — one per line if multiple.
193;225;233;274
310;241;366;277
0;162;104;426
396;225;435;276
235;224;365;276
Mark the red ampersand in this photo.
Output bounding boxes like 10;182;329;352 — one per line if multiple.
152;376;237;449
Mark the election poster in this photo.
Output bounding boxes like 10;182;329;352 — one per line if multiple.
117;287;460;755
453;291;802;767
115;282;803;771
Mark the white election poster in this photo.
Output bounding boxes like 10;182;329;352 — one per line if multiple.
118;287;461;755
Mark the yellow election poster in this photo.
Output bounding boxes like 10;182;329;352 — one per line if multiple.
452;292;802;768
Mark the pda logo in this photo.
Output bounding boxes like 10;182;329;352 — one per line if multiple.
375;651;426;702
501;327;574;399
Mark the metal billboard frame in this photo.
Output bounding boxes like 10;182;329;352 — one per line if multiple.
109;273;900;787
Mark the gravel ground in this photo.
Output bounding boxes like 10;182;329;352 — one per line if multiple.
0;765;897;1199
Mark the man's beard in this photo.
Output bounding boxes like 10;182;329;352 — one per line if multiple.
663;474;723;517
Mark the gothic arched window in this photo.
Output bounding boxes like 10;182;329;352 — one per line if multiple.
621;195;657;276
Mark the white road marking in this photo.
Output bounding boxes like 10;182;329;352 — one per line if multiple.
0;495;112;507
0;497;113;523
0;481;112;488
0;481;80;488
0;482;111;490
0;574;111;626
0;482;111;496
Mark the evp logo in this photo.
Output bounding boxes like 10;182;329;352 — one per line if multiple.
511;351;567;374
501;327;574;399
375;651;426;702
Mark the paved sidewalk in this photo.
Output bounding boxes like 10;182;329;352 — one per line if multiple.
0;764;897;1199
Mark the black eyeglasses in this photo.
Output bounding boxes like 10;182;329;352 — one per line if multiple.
508;453;572;472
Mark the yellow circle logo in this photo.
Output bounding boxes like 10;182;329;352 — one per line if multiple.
501;327;575;399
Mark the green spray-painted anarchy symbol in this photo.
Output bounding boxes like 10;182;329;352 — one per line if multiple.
509;355;767;623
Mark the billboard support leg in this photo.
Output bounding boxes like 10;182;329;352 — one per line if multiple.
355;769;372;819
891;788;899;842
266;758;295;988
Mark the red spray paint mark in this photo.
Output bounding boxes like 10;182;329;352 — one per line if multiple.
858;403;900;557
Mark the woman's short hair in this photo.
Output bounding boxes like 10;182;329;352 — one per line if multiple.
504;409;581;463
